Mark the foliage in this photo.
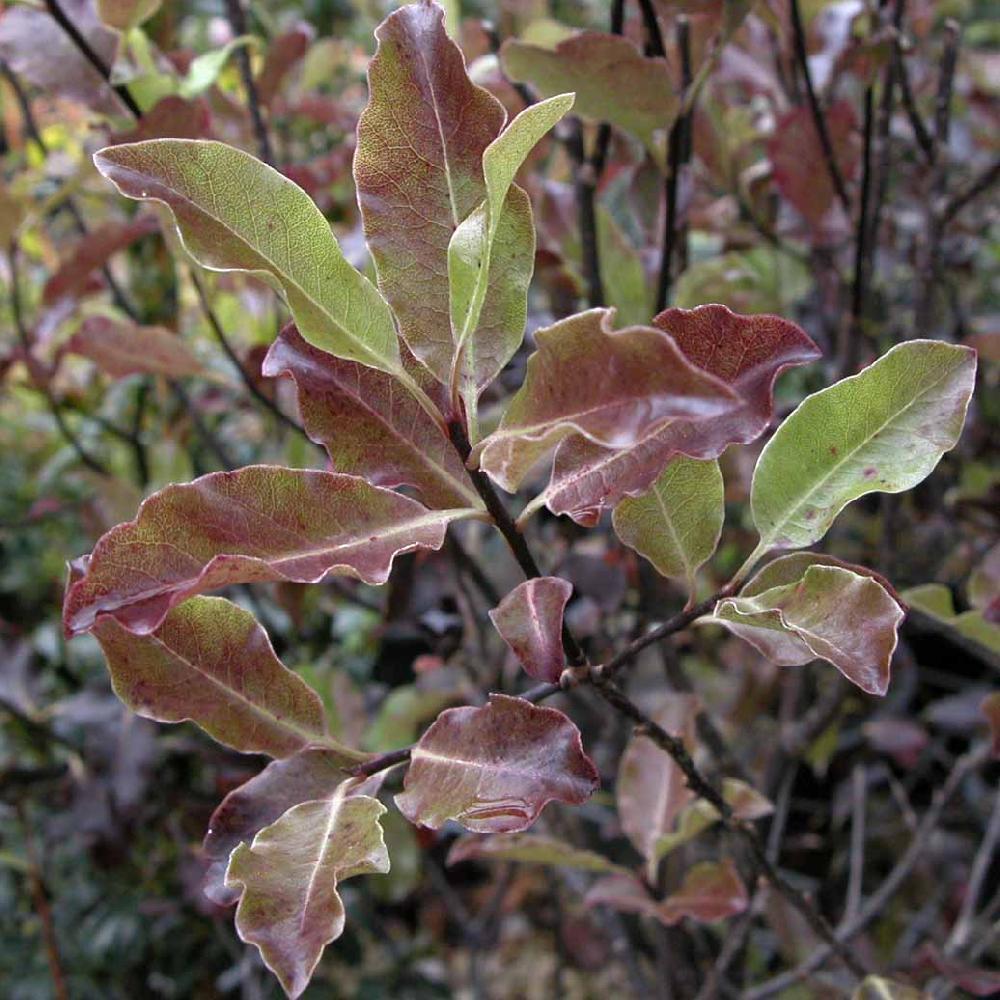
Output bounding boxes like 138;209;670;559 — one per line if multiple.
1;1;998;998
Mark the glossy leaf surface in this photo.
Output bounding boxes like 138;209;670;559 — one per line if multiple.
354;0;505;382
488;577;573;682
66;315;204;378
93;596;326;757
64;465;476;637
263;325;480;510
538;305;819;524
708;563;905;695
501;32;677;161
94;140;403;375
226;780;389;999
395;694;599;833
751;340;976;551
203;746;373;905
613;457;724;597
475;309;738;493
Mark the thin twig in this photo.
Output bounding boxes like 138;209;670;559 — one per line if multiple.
788;0;851;211
744;743;989;999
894;36;934;161
565;120;605;309
224;0;274;165
845;764;867;923
941;156;1000;224
43;0;141;117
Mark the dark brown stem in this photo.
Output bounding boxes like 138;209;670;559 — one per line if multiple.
789;0;851;212
654;17;692;314
224;0;274;165
350;746;412;778
565;121;605;309
43;0;141;118
941;155;1000;224
169;379;236;470
189;271;314;443
8;241;109;476
894;38;934;161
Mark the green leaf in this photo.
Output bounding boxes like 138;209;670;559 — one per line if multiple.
178;36;255;99
447;833;630;875
226;780;389;999
93;140;405;379
749;340;976;555
450;94;574;430
97;0;161;31
613;457;724;601
706;563;905;695
93;597;326;758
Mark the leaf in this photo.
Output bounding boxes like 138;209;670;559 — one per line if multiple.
262;325;480;510
447;832;629;875
617;694;699;864
659;859;749;924
256;23;314;106
653;778;774;860
585;859;748;925
488;577;573;682
612;457;724;599
43;215;159;306
449;95;574;421
91;596;325;757
903;583;1000;654
109;95;213;143
63;465;478;637
363;685;460;752
203;746;374;906
750;340;976;553
97;0;161;31
501;32;678;162
768;101;858;238
395;694;598;833
354;0;506;383
93;140;404;378
597;206;650;327
179;37;255;100
66;315;204;378
225;779;389;999
706;564;905;695
0;181;26;246
852;976;930;1000
534;305;820;525
474;308;738;493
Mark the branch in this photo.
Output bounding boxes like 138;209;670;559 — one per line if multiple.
223;0;274;165
941;156;1000;224
788;0;851;212
744;743;990;999
43;0;141;117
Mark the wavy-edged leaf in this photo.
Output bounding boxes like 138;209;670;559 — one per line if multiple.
64;465;478;637
475;308;738;493
395;694;598;833
93;596;325;757
262;325;480;510
447;832;628;874
354;0;505;383
488;577;572;682
226;779;389;999
501;32;677;162
203;746;374;905
617;694;699;864
750;340;976;553
613;457;724;599
450;95;574;422
66;315;204;378
706;564;904;695
43;215;158;306
93;140;403;377
653;778;774;861
536;305;820;525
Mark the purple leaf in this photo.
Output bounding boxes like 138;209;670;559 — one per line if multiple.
488;577;573;682
395;694;599;833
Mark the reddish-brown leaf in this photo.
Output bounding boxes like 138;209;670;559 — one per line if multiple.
475;308;739;493
262;325;480;510
63;466;477;637
659;859;749;924
109;95;213;143
256;23;314;106
42;215;158;306
203;747;376;905
354;0;506;383
92;596;326;757
66;315;204;378
395;694;599;833
538;305;819;524
488;577;573;682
